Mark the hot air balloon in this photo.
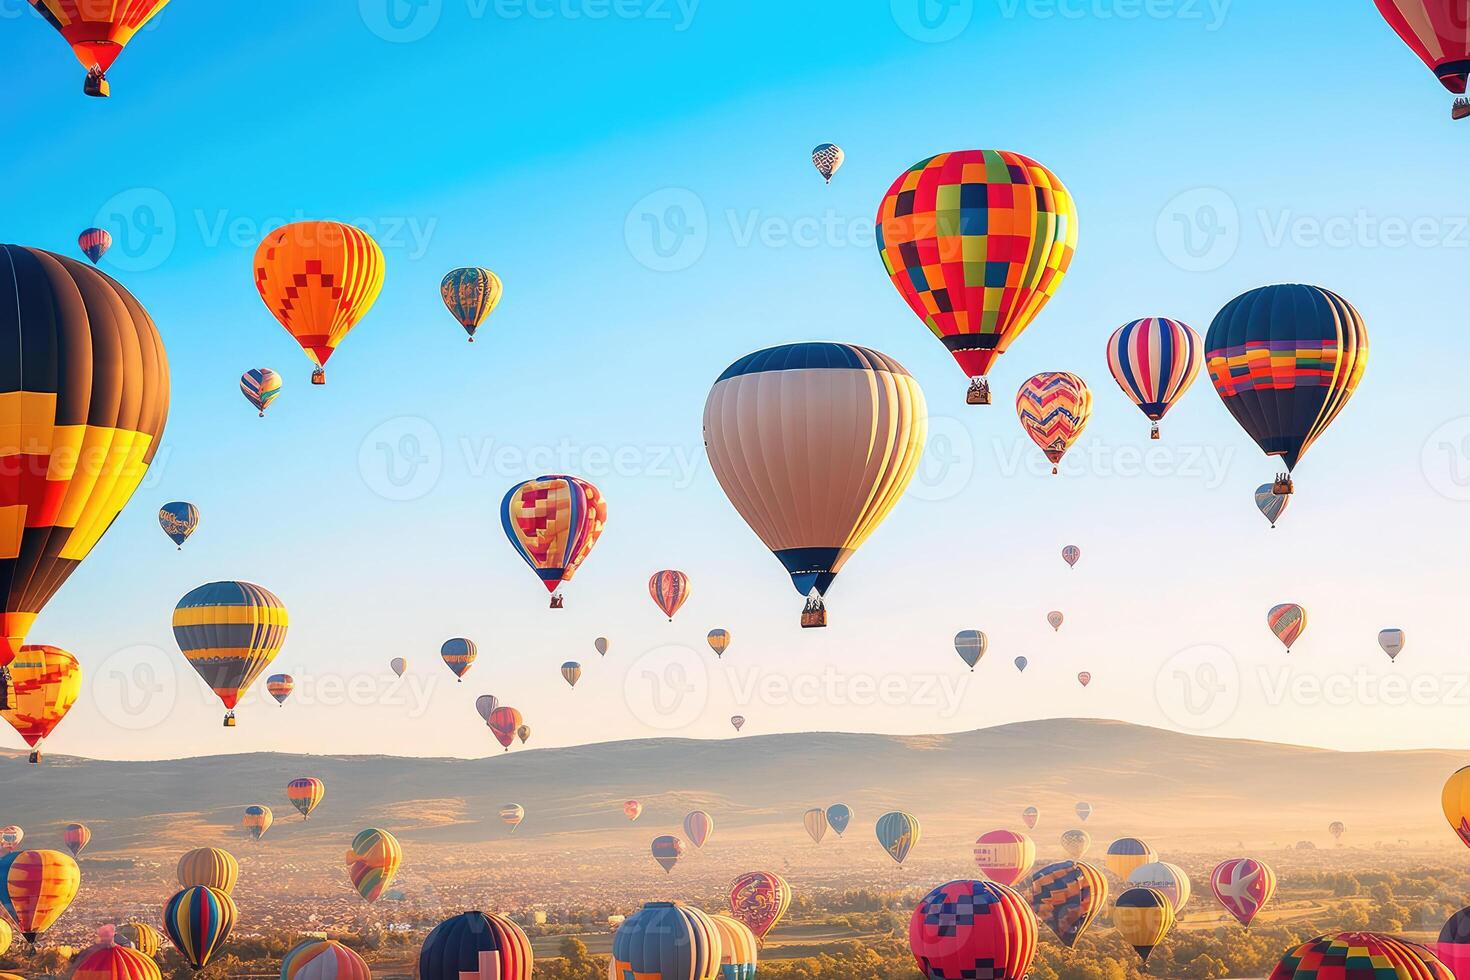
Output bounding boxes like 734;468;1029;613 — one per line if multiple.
173;581;288;726
158;502;199;550
287;777;325;819
345;828;402;902
1061;829;1091;859
1255;483;1290;528
811;143;844;183
685;810;714;849
973;830;1036;887
62;823;90;859
707;629;731;658
1062;544;1081;568
419;911;532;980
516;723;530;744
240;368;281;417
651;835;685;873
803;808;828;844
1;245;169;710
1379;628;1406;661
489;706;522;751
611;903;720;980
876;811;920;865
1268;603;1307;652
475;694;500;722
876;150;1077;405
1435;908;1470;978
254;221;385;384
0;644;81;763
911;881;1037;980
1210;857;1276;927
1017;372;1092;474
954;630;987;671
728;871;792;943
704;344;926;627
390;657;407;677
730;714;745;732
624;800;644;821
1114;887;1175;964
1128;861;1192;912
1077;671;1092;688
177;848;237;894
500;804;524;832
1205;285;1368;496
78;228;112;264
1075;802;1092;822
500;475;607;607
1014;656;1029;672
1020;860;1108;948
0;827;23;852
266;674;294;706
26;0;170;96
1104;838;1155;880
559;661;581;688
710;914;759;980
1021;807;1040;830
1048;611;1064;631
649;570;690;621
281;938;371;980
1105;317;1203;439
115;922;162;959
163;885;236;971
0;849;80;943
242;805;272;842
1270;933;1452;980
70;926;162;980
827;803;852;836
1328;820;1345;842
440;267;503;342
594;636;609;656
440;638;475;680
1372;0;1470;118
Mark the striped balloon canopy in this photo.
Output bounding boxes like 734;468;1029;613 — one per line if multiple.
345;828;402;903
239;368;282;417
500;475;607;606
1105;317;1203;438
440;267;503;341
1016;372;1092;474
172;581;289;726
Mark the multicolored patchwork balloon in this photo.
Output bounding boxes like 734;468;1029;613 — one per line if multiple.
240;368;281;417
1019;860;1107;948
287;777;325;819
345;828;402;902
500;475;607;606
811;143;844;183
910;880;1037;980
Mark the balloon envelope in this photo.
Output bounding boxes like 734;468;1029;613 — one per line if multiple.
954;630;987;670
910;880;1037;980
159;502;199;547
240;368;282;416
876;811;921;865
649;570;691;620
973;830;1036;886
1016;372;1092;472
1211;857;1276;927
418;911;532;980
728;871;792;942
172;581;289;723
827;803;852;835
345;828;402;902
1020;860;1107;948
440;267;503;341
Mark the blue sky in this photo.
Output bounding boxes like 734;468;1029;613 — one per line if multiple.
3;0;1469;760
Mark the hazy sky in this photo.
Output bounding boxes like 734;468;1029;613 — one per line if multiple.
3;0;1468;761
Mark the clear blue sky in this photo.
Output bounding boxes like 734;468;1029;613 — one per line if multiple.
3;0;1468;760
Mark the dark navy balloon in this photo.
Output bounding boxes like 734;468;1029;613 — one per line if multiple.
418;911;533;980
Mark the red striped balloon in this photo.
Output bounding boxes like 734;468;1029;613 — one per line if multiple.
648;570;691;621
1016;373;1092;474
1105;317;1202;437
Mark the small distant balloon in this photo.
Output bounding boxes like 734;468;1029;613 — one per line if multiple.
803;807;828;844
827;803;851;835
516;723;531;744
811;143;845;183
1062;545;1081;568
1017;372;1092;474
1379;628;1406;661
651;835;685;873
287;777;325;819
500;804;525;831
707;629;731;658
475;695;500;723
441;638;476;680
390;657;407;677
595;637;610;657
1022;806;1040;830
488;706;522;750
624;800;643;821
560;662;582;688
159;502;199;549
876;811;920;865
240;368;282;417
440;267;503;342
1077;671;1092;687
1267;604;1307;651
78;228;112;263
649;570;691;621
1014;656;1029;672
1075;802;1092;822
684;811;713;849
1255;483;1290;527
954;630;987;671
730;715;745;732
266;674;294;706
1061;829;1091;859
1047;611;1064;631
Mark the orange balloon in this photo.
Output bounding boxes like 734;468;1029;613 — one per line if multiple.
0;645;82;764
253;222;385;383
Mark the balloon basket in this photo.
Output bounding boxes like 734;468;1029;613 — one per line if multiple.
550;594;565;609
0;665;10;710
1150;423;1160;440
28;750;40;764
311;368;326;385
1272;473;1294;496
223;712;237;728
800;598;827;629
1454;98;1470;121
84;68;110;98
966;378;991;405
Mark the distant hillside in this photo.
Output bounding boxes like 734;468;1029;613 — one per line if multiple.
3;720;1463;856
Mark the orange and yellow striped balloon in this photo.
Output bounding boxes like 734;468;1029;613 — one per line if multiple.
441;267;503;341
172;581;289;726
115;922;162;959
1016;372;1092;474
287;777;326;819
0;644;82;762
176;847;238;894
345;828;402;903
70;928;162;980
0;848;81;941
253;221;385;383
